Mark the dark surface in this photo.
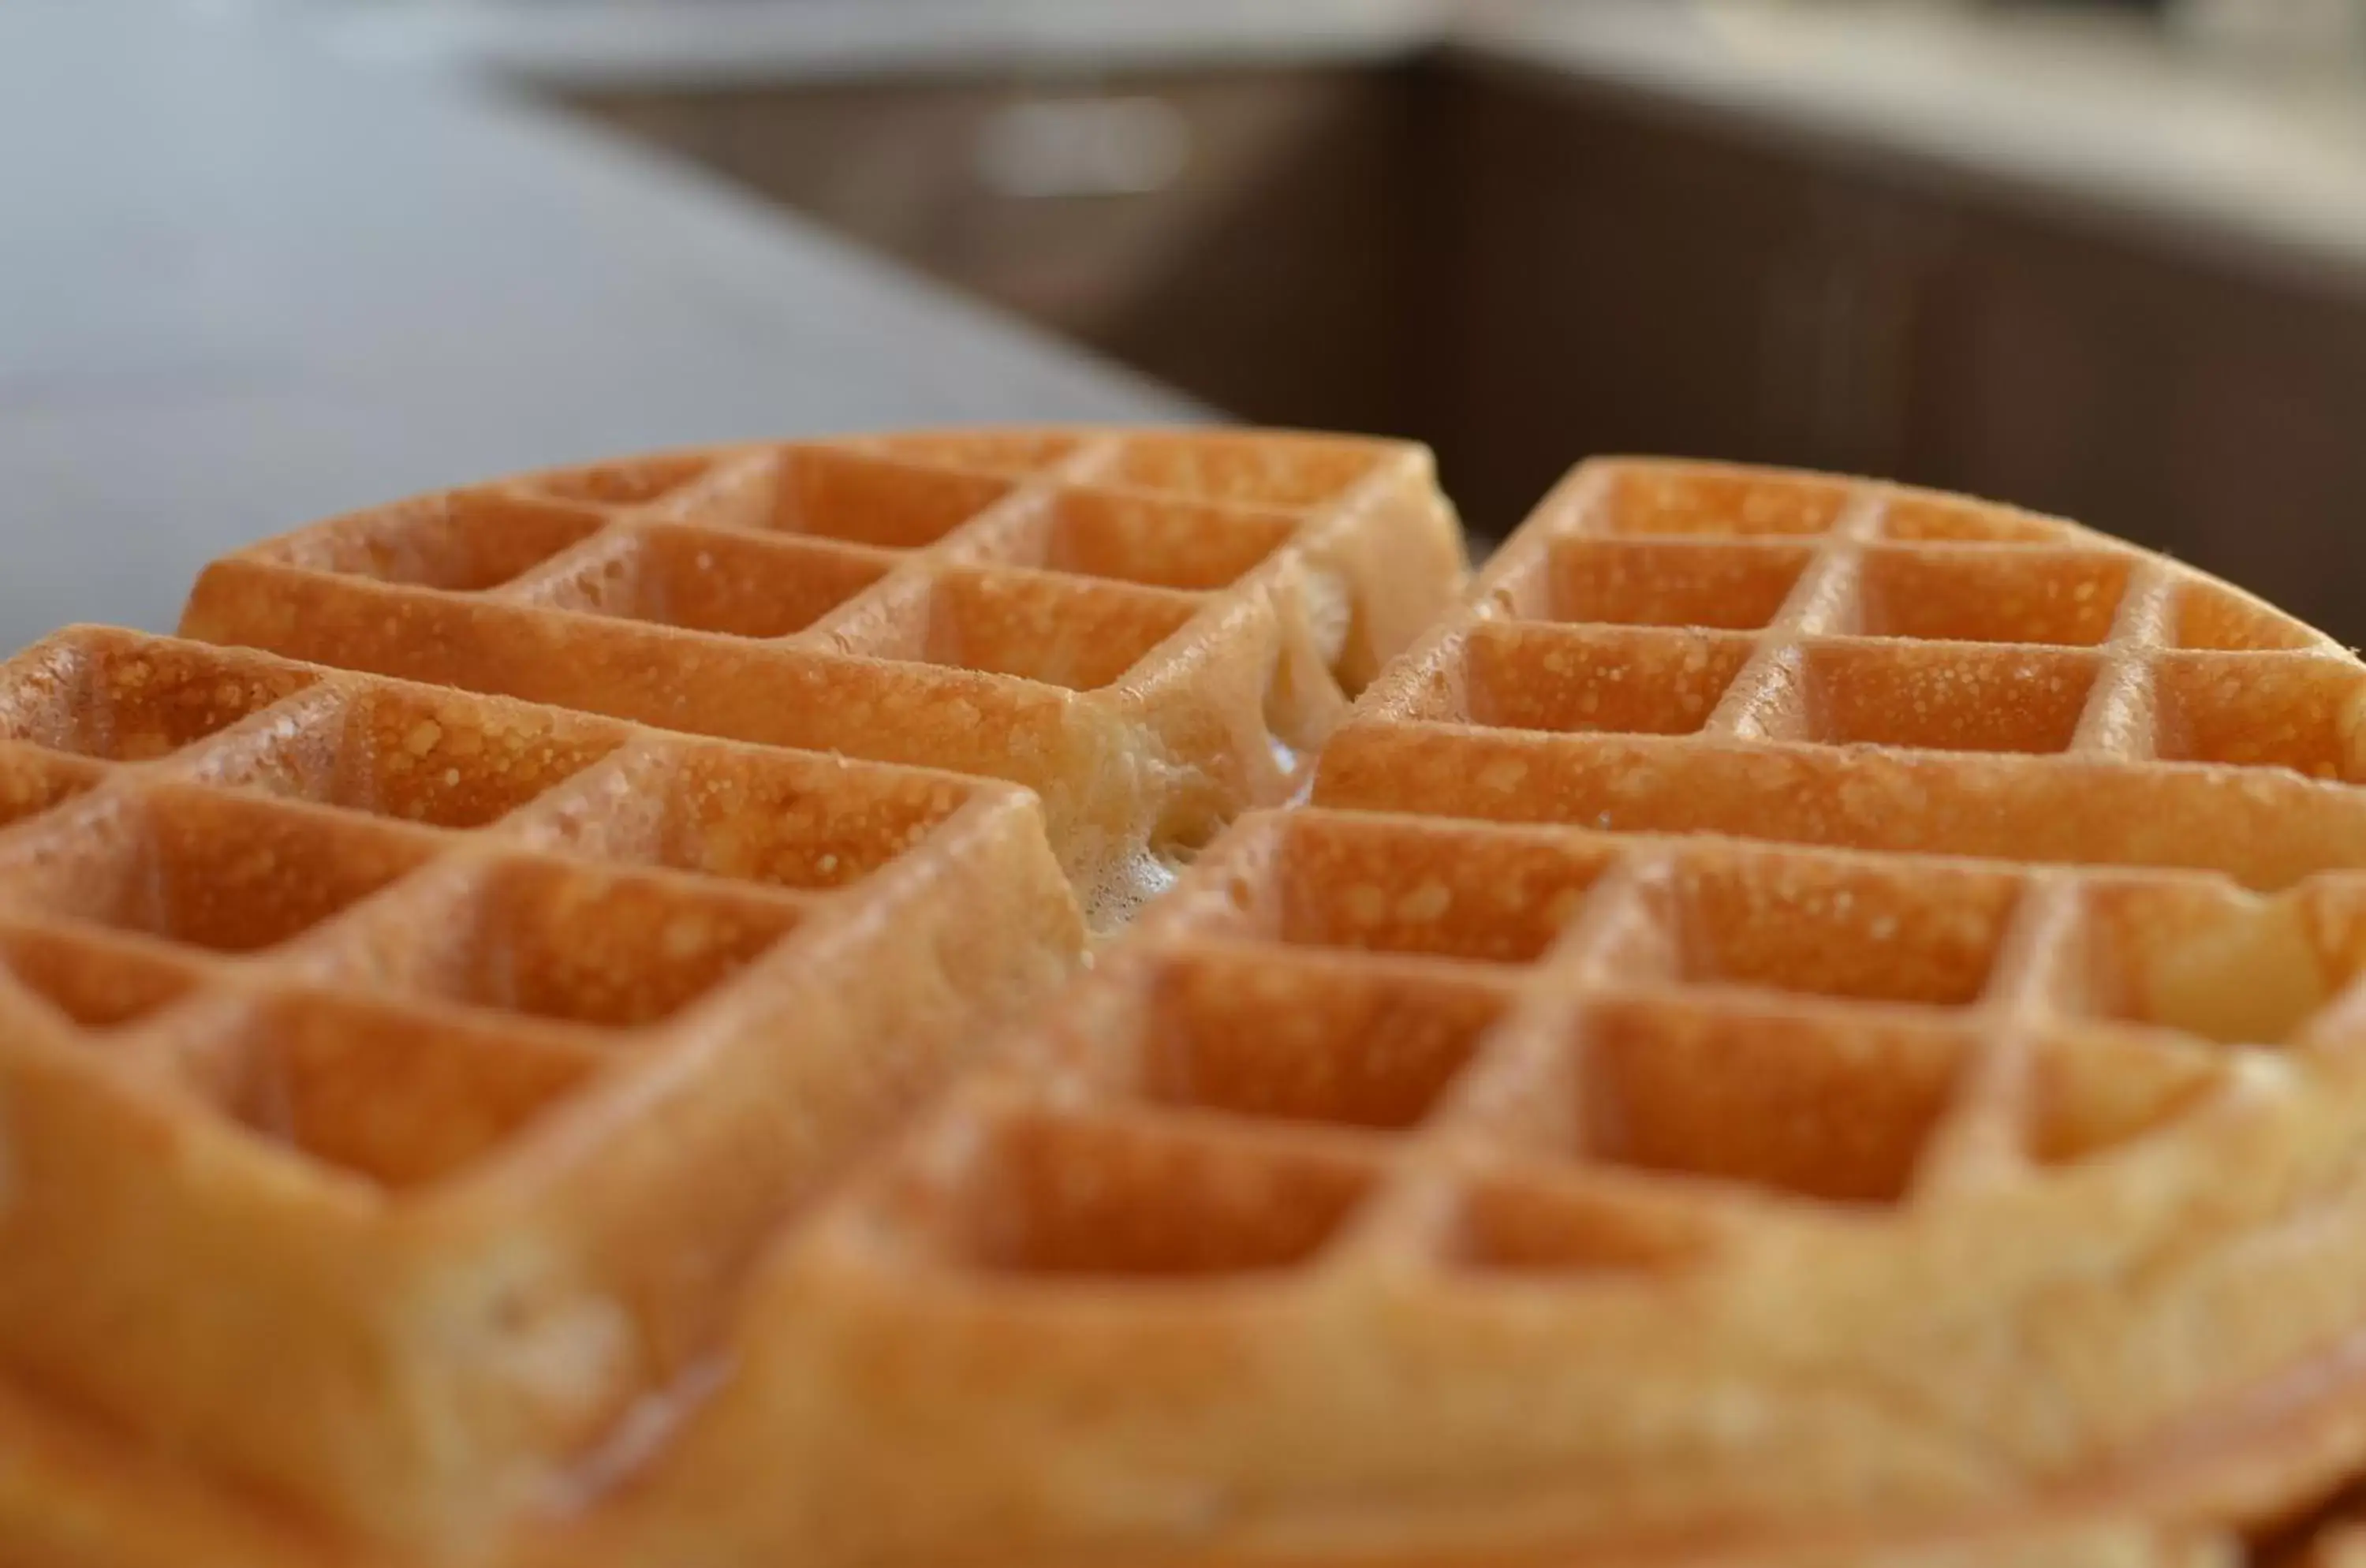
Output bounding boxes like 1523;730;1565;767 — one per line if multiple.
565;48;2366;641
0;4;1200;653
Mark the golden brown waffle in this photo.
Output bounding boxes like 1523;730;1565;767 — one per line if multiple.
13;445;2366;1568
0;428;1462;1566
559;461;2366;1568
177;428;1466;928
0;626;1089;1563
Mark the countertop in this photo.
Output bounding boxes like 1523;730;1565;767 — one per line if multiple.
289;0;2366;301
0;4;1200;653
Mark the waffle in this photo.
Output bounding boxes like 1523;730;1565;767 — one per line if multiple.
12;443;2366;1568
563;461;2366;1568
176;428;1466;929
0;428;1461;1565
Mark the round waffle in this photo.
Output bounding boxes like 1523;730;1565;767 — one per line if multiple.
8;439;2366;1568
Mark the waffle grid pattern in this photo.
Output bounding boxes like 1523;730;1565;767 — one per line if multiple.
792;463;2366;1302
0;625;1090;1545
842;815;2310;1279
586;462;2366;1568
177;430;1467;925
12;448;2366;1568
1319;461;2366;893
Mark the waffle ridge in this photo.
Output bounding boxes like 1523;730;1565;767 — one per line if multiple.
13;443;2366;1567
570;460;2366;1568
177;427;1468;929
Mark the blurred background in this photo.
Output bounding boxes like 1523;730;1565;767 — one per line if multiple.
14;0;2366;643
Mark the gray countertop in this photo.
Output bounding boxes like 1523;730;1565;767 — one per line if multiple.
0;3;1200;653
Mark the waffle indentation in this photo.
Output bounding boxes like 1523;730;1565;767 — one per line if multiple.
1881;495;2074;544
2071;878;2366;1045
2026;1025;2236;1164
983;490;1297;592
753;448;1013;549
536;528;890;640
0;637;317;763
1798;643;2099;755
2153;654;2366;782
2173;580;2323;651
1596;468;1851;537
842;569;1200;693
934;1112;1379;1279
261;491;610;592
1238;815;1614;965
1450;1176;1726;1274
1533;538;1811;631
1573;999;1968;1204
1854;547;2132;647
0;789;436;954
185;991;606;1189
518;452;714;508
1464;625;1754;737
1105;433;1381;508
0;922;204;1029
201;687;628;830
359;860;805;1029
1132;949;1508;1130
520;745;981;892
1667;854;2021;1007
0;747;103;832
864;431;1083;476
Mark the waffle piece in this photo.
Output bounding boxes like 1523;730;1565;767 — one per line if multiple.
176;429;1467;929
1318;458;2363;887
560;461;2366;1567
0;625;1089;1559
